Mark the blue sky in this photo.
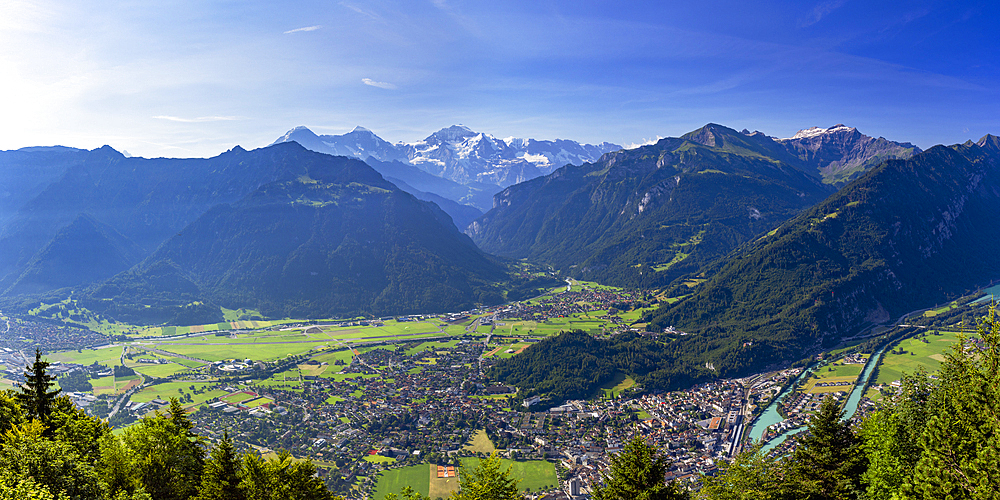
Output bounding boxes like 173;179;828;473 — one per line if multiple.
0;0;997;157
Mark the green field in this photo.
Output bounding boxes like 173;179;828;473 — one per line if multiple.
149;339;325;362
49;346;123;366
498;314;607;337
129;362;190;379
130;381;227;408
373;465;430;500
373;459;555;500
875;330;964;385
600;373;636;398
458;458;556;492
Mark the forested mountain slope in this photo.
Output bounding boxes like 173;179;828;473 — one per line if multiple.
86;144;507;324
649;135;1000;361
468;124;832;288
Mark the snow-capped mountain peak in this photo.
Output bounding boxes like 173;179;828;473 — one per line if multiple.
786;124;855;140
273;125;622;187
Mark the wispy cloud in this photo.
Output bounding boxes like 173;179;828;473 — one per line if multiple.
152;115;241;123
799;0;848;28
340;2;381;21
283;25;322;34
362;78;397;89
624;136;664;150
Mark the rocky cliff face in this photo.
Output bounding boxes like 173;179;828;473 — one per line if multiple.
777;124;921;185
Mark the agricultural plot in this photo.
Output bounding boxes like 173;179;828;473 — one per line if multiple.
49;345;123;366
149;339;324;362
130;381;224;406
499;315;606;337
874;330;963;385
129;362;189;379
90;375;116;396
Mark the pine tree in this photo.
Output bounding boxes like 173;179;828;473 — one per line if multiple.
453;453;521;500
195;432;245;500
594;435;687;500
18;349;61;422
900;308;1000;499
783;396;866;500
699;443;782;500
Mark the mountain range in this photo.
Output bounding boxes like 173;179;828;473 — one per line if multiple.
492;134;1000;396
271;125;623;193
466;123;918;288
647;134;1000;363
0;120;962;383
0;143;506;323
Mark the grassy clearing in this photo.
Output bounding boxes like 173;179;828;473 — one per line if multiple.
600;372;636;398
462;429;497;454
364;454;396;464
874;330;964;385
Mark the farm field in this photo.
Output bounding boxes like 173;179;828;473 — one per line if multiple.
874;330;964;385
497;314;607;337
128;361;190;379
48;345;123;366
373;459;555;500
146;339;326;362
130;381;227;407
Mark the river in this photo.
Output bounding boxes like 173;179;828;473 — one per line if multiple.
747;344;887;452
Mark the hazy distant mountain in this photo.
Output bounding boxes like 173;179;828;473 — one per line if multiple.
0;144;314;291
771;124;920;185
468;124;832;288
89;143;506;323
271;125;623;189
649;135;1000;367
0;146;89;226
5;214;143;296
272;126;409;163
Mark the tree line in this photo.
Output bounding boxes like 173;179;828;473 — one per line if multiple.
0;349;337;500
